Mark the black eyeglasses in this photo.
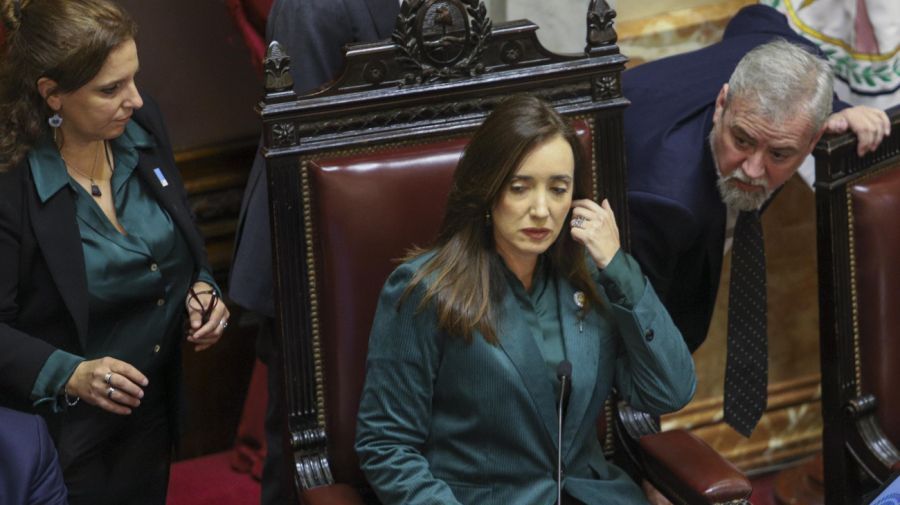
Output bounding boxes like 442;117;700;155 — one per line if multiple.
187;287;219;325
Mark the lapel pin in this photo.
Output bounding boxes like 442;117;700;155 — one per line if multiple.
574;291;585;333
153;167;169;188
573;291;585;309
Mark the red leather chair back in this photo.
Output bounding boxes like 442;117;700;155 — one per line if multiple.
849;161;900;446
307;122;594;485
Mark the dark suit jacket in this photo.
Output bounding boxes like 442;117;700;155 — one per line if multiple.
229;0;400;319
356;253;696;505
0;97;210;416
624;5;849;351
0;406;68;505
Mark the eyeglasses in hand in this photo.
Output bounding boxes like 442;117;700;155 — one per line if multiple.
187;287;219;325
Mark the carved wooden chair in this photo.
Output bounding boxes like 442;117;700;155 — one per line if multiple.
259;1;752;503
815;104;900;505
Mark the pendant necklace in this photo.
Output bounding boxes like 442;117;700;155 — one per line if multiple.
62;141;111;197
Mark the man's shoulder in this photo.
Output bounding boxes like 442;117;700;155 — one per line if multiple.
0;406;45;450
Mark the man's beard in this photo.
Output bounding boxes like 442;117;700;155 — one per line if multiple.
710;129;772;211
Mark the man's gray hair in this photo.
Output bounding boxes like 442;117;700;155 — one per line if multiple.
727;39;833;135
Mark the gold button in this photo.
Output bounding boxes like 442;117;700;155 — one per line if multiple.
150;263;159;272
156;298;165;306
153;344;161;353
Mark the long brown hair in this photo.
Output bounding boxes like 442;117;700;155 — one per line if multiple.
0;0;137;171
403;95;601;344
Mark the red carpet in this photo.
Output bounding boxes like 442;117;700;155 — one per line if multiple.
167;452;260;505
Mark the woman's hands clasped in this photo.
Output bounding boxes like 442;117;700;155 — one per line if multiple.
569;198;620;268
185;281;229;352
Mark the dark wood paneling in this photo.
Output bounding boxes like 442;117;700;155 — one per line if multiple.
174;140;261;460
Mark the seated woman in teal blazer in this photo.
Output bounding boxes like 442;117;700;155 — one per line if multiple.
355;95;697;505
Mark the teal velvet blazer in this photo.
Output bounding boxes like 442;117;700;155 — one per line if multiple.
355;252;696;505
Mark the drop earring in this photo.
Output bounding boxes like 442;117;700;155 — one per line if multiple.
48;113;63;128
485;210;491;225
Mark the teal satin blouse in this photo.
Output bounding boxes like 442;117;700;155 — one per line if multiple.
27;122;216;411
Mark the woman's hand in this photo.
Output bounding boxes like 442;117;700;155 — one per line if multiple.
65;357;148;415
569;198;620;268
185;281;229;352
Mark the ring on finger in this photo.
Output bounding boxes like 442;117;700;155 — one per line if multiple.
104;371;113;385
219;319;229;329
572;216;587;229
107;387;116;400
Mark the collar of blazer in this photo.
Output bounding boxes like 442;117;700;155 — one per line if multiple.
495;274;602;457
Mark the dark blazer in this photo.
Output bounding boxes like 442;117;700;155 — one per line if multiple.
355;254;696;505
0;96;210;414
623;5;849;351
229;0;400;318
0;406;68;505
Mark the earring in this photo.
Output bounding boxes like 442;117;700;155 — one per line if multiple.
48;113;63;128
485;210;491;225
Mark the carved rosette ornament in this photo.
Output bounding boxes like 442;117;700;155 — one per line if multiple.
264;41;295;93
393;0;492;84
586;0;618;51
272;121;297;148
592;74;619;100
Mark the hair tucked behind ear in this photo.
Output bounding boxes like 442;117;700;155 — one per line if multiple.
400;95;601;345
0;0;136;172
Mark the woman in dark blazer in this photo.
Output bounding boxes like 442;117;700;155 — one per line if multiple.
355;96;696;504
0;1;228;503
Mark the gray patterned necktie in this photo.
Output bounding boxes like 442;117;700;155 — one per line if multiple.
723;210;768;437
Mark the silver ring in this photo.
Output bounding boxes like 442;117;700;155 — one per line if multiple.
572;216;586;229
104;372;113;385
107;387;116;400
219;320;229;329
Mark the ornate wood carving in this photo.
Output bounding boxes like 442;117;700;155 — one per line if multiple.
271;121;298;148
393;0;491;84
265;82;595;149
617;402;660;440
264;41;294;93
814;105;900;503
592;73;620;101
586;0;618;51
266;16;609;108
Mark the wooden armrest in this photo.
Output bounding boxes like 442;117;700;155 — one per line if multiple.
846;395;900;482
302;483;366;505
639;429;752;504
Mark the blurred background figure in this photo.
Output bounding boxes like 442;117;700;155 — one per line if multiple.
229;0;400;503
761;0;899;110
